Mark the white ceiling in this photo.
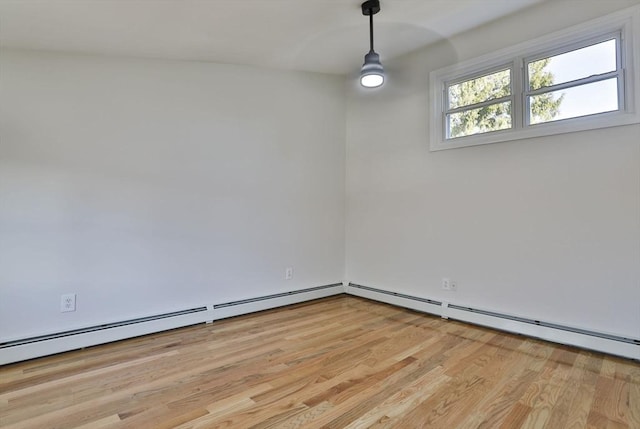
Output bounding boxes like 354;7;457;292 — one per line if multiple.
0;0;543;75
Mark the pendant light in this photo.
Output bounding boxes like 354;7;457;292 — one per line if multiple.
360;0;384;88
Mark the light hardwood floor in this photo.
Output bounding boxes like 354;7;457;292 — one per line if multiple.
1;295;639;428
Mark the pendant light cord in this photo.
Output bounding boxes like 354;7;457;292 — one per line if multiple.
369;12;374;52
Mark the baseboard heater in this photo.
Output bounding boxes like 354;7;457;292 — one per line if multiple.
346;283;640;360
212;283;344;319
447;304;639;345
0;307;209;350
0;306;214;366
0;283;344;365
346;283;442;315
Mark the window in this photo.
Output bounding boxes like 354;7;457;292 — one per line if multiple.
446;67;513;139
525;35;621;125
430;6;640;151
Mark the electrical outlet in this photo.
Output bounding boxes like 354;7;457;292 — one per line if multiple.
450;281;457;291
442;278;451;290
285;267;294;280
61;293;76;312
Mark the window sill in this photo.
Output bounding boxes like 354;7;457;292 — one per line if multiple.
430;110;640;151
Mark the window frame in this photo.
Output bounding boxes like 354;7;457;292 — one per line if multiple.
429;6;640;151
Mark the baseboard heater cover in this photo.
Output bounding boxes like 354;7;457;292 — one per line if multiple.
212;283;344;319
448;304;639;346
347;283;442;316
347;283;441;305
214;284;344;309
345;283;639;360
0;305;214;365
0;307;209;349
1;283;345;365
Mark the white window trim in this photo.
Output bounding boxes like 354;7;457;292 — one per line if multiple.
429;5;640;151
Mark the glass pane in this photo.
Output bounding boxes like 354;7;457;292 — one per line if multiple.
529;78;618;124
448;101;512;138
528;38;617;90
448;69;511;109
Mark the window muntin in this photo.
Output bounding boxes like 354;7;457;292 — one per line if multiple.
445;68;512;139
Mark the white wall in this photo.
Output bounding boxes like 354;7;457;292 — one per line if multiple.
0;50;346;341
2;0;639;351
346;0;640;339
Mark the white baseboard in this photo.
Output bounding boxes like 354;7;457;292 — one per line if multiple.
0;283;344;365
345;283;640;361
2;282;637;365
212;283;344;319
0;308;214;366
345;283;441;316
445;305;640;360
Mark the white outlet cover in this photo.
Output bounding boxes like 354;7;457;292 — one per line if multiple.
61;293;76;312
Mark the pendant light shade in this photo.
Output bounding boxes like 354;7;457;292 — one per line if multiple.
360;0;384;88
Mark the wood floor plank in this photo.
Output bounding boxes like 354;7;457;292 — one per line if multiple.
1;295;638;429
519;358;574;429
341;366;450;429
458;368;539;429
500;402;533;429
548;352;599;429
